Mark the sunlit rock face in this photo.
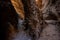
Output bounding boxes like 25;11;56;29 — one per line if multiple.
11;0;25;19
35;0;42;9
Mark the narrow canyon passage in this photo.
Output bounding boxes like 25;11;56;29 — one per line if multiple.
11;0;60;40
0;0;60;40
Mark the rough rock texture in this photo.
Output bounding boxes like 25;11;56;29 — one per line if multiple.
1;0;60;40
12;0;60;40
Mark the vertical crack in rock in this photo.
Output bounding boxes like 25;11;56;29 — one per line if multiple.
21;0;46;40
